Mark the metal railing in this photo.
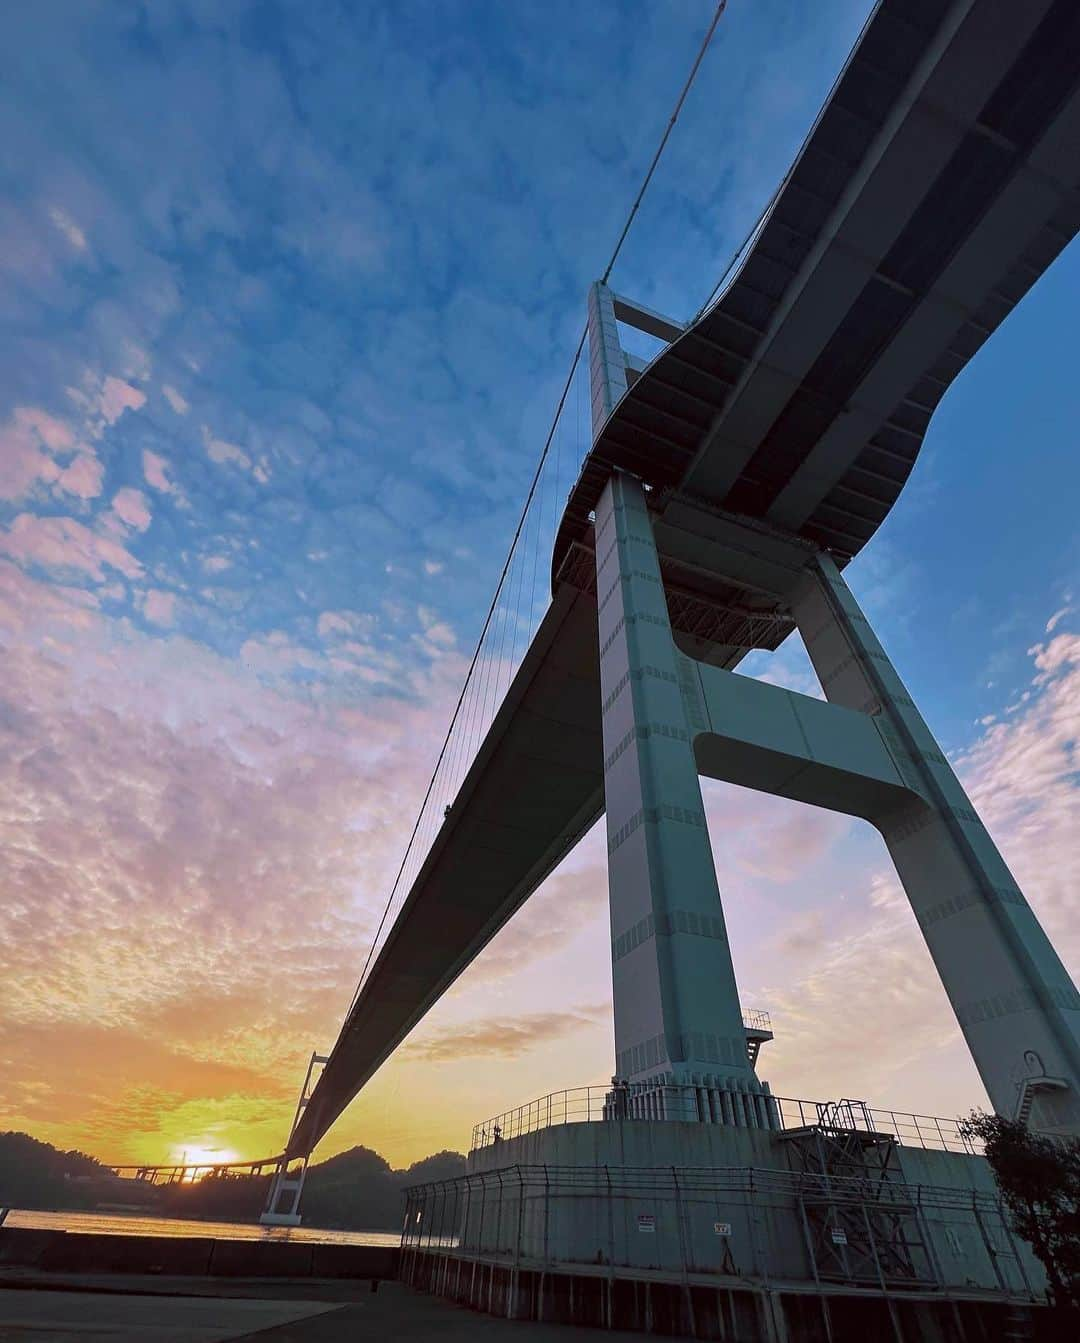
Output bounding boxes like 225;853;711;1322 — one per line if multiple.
400;1162;1037;1309
106;1155;282;1185
471;1086;981;1157
406;1161;1001;1212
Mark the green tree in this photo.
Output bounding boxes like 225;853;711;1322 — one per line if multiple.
961;1111;1080;1314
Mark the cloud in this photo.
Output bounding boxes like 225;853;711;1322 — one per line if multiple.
0;513;141;581
0;558;100;633
55;452;105;499
776;910;827;957
729;805;846;884
112;486;152;531
417;604;455;649
456;865;608;988
240;630;322;678
0;407;102;502
62;372;148;446
162;384;189;415
0;563;464;1160
755;616;1080;1113
99;376;146;424
141;449;176;494
202;425;252;471
143;588;176;625
318;610;374;641
48;205;87;251
404;1004;609;1062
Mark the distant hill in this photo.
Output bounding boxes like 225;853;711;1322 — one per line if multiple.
301;1145;466;1229
0;1131;117;1210
0;1131;466;1231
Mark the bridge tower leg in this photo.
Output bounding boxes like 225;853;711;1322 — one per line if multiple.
792;554;1080;1136
595;471;758;1096
260;1049;327;1226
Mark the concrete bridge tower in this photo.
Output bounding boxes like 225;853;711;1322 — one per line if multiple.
588;279;1080;1139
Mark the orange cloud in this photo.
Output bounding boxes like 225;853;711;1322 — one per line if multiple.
0;564;465;1164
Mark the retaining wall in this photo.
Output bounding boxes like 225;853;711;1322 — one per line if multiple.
0;1226;398;1280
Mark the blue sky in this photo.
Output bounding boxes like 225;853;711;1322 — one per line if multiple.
0;0;1076;1165
1;0;875;680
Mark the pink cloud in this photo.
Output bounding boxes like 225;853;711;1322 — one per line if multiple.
16;407;74;452
112;487;152;532
240;630;321;677
162;385;189;416
1;413;64;501
0;563;466;1160
0;513;142;581
752;617;1080;1114
0;559;100;635
202;425;251;471
55;453;105;499
99;376;146;425
0;407;103;503
143;589;176;626
142;449;176;494
403;1004;608;1062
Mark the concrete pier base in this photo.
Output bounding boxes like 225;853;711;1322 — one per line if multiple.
402;1120;1048;1341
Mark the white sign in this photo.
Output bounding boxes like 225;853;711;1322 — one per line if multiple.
637;1214;656;1234
830;1228;848;1246
714;1222;732;1237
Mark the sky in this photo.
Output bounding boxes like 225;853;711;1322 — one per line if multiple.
0;0;1077;1172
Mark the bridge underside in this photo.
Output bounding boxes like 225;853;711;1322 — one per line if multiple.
291;0;1080;1157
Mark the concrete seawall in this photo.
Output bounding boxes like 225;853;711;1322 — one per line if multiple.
0;1226;399;1280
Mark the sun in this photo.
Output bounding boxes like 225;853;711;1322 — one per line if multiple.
170;1143;239;1171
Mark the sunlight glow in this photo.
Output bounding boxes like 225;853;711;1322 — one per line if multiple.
170;1143;239;1170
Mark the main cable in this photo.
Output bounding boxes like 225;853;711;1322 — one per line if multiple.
602;1;727;285
342;0;729;1022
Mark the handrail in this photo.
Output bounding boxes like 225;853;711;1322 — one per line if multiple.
470;1085;981;1157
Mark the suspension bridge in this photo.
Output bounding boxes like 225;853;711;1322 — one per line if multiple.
104;0;1080;1254
272;0;1080;1184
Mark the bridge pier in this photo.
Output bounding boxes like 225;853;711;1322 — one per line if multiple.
790;555;1080;1136
592;461;1079;1135
596;471;759;1096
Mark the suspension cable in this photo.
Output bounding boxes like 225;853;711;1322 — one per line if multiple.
603;1;727;285
344;0;729;1018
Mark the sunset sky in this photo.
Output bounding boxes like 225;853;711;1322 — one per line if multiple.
1;0;1077;1173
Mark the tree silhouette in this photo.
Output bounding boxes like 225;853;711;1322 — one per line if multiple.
961;1110;1080;1317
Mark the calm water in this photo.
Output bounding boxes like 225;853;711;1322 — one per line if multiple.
3;1208;401;1247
